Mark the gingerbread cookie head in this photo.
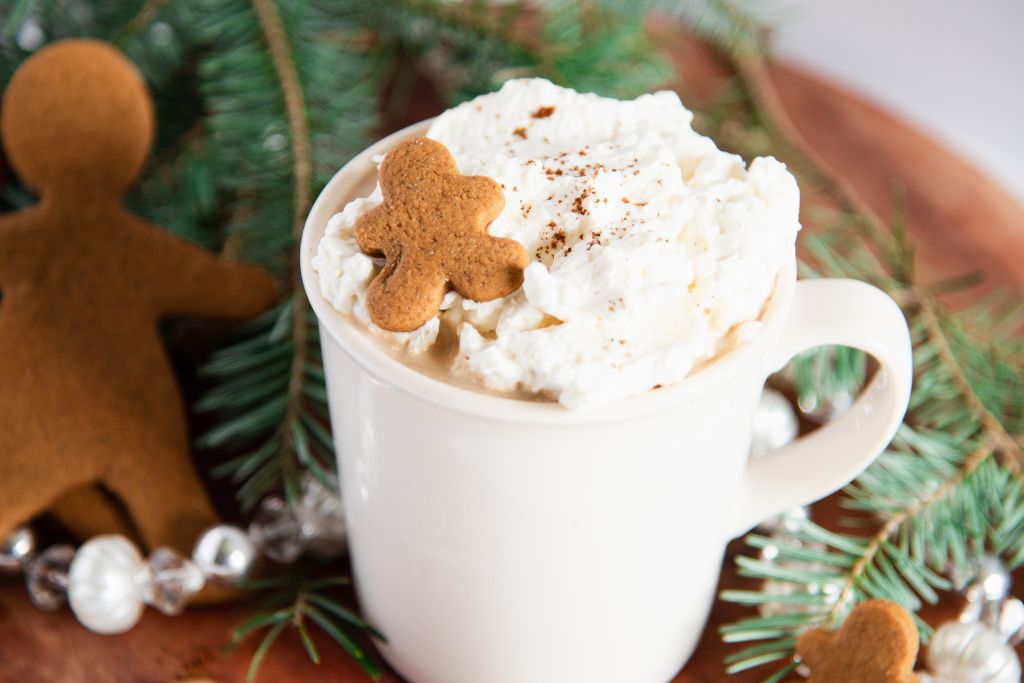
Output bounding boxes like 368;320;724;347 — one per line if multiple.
1;38;154;198
353;137;528;332
796;600;919;683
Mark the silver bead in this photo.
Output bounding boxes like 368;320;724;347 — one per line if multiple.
297;473;346;557
0;526;36;573
249;496;305;564
969;556;1012;603
750;388;799;458
68;535;148;634
798;388;854;424
757;505;810;536
957;555;1024;645
193;525;257;585
926;621;1021;683
24;544;74;610
143;547;204;616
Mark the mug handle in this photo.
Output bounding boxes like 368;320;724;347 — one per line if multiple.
729;278;913;538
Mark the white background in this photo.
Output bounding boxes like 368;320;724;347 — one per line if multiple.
771;0;1024;202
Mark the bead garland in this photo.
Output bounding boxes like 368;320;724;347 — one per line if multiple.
919;556;1023;683
0;473;345;634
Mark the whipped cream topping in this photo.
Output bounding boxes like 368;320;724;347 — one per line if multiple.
313;78;800;410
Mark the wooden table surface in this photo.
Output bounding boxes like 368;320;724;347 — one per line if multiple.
2;31;1023;683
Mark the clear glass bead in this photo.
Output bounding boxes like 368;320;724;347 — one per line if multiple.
25;544;74;610
297;473;346;557
0;526;36;573
142;547;205;616
249;496;305;564
998;598;1024;645
927;621;1021;683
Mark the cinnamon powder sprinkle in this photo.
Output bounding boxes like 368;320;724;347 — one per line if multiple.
531;106;556;119
513;127;527;139
572;190;590;215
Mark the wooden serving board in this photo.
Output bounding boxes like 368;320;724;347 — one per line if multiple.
2;30;1022;683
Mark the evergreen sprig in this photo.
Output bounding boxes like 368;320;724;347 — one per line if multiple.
352;0;674;103
1;2;763;678
701;54;1024;680
10;3;1011;682
229;573;385;682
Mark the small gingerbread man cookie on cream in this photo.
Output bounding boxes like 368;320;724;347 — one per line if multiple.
354;137;528;332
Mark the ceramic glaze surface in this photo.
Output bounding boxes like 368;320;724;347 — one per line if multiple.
301;121;914;683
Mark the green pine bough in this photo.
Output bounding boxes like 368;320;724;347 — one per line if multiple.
704;54;1024;680
0;0;762;678
5;2;1019;681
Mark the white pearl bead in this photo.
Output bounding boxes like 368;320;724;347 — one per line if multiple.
68;535;149;635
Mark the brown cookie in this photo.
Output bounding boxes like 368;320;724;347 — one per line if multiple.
354;137;528;332
796;600;920;683
0;39;277;556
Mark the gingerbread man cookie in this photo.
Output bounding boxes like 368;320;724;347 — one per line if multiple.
796;600;920;683
354;137;528;332
0;39;277;553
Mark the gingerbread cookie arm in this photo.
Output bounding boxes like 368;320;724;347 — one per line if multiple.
352;204;390;256
137;219;277;318
794;628;832;674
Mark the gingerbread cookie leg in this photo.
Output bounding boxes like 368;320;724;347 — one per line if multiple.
51;485;136;541
447;232;527;301
0;443;104;542
366;252;449;332
103;443;219;554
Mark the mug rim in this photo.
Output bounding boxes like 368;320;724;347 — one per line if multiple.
300;120;796;425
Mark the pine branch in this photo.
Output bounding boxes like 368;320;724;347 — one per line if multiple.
639;0;772;55
248;0;315;508
355;0;673;101
112;0;171;44
187;0;377;515
713;41;1024;683
914;291;1024;472
6;5;1023;682
229;573;385;682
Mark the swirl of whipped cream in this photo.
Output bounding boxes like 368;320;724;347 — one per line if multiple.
313;78;800;410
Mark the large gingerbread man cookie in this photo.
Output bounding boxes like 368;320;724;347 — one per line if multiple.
0;39;277;553
354;137;528;332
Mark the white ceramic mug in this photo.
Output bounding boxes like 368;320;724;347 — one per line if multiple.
300;121;913;683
